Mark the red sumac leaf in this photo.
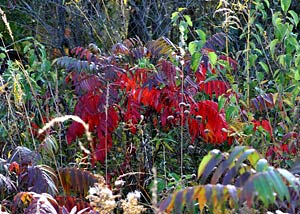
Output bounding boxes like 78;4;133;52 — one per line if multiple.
66;122;85;144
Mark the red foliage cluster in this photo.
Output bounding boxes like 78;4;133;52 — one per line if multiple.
118;59;231;144
66;77;119;163
251;120;298;160
195;58;230;99
252;119;273;137
266;132;298;160
62;41;236;164
266;144;297;158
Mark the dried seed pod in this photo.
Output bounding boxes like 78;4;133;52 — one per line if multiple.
184;110;190;115
221;128;228;133
204;129;210;134
179;102;186;108
191;174;196;180
167;115;174;120
188;144;194;152
196;115;202;120
169;177;176;183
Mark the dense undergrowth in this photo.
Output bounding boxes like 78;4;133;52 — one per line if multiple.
0;0;300;213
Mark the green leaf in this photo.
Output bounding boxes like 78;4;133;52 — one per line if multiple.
258;61;269;73
287;36;299;51
161;141;174;152
41;60;51;73
188;41;203;55
278;55;285;68
294;68;300;81
196;29;206;41
191;52;201;72
150;178;166;194
0;53;6;59
270;39;279;58
171;12;179;23
268;169;289;201
257;72;264;82
179;21;188;33
184;15;193;27
207;51;218;67
256;159;269;172
277;168;300;191
288;10;299;26
281;0;291;14
188;42;197;55
263;0;270;8
218;95;226;112
275;23;288;41
249;54;258;67
272;12;281;27
225;105;237;121
254;173;275;206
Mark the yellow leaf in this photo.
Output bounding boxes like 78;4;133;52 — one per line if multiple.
239;99;248;109
216;0;223;9
273;93;278;104
197;187;207;212
0;82;8;94
283;98;293;107
178;7;187;12
260;80;268;84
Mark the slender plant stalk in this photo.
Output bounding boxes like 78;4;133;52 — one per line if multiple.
246;0;252;108
105;83;110;184
163;145;167;187
151;167;158;212
225;11;229;59
180;67;184;177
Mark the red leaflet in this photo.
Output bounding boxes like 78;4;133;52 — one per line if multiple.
124;98;141;133
9;162;20;175
66;122;85;144
161;60;177;90
195;63;207;82
199;80;229;99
